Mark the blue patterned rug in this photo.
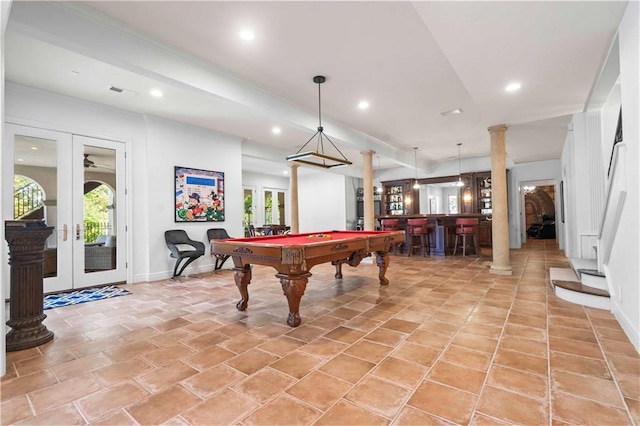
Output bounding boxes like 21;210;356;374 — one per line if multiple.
44;285;131;310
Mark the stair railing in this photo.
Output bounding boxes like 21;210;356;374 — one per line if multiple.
14;183;45;219
597;142;627;271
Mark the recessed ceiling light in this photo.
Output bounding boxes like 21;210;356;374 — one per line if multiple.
239;29;255;41
282;170;289;175
272;127;281;135
150;89;163;98
17;158;24;162
358;101;370;110
440;108;463;116
505;82;522;92
31;146;38;150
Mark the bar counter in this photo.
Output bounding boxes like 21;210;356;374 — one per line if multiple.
375;213;492;255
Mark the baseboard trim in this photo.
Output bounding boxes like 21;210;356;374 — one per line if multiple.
611;301;640;354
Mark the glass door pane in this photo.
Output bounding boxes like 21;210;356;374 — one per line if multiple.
14;136;57;275
82;145;117;273
243;187;255;236
4;124;73;294
263;188;286;226
73;135;126;289
264;190;273;224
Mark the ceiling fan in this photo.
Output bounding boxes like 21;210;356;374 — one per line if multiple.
83;154;97;168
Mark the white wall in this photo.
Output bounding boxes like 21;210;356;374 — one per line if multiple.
145;116;243;281
298;171;347;232
606;1;639;351
508;159;562;248
562;2;639;351
4;84;244;283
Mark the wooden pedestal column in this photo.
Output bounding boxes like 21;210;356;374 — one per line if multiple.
5;220;55;352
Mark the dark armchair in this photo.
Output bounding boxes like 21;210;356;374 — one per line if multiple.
164;230;205;278
526;215;556;239
207;228;231;270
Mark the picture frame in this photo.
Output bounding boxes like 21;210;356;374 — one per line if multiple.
175;166;225;222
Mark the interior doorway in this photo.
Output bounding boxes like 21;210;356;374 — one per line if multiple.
522;181;557;241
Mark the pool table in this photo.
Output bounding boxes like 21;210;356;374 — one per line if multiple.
210;230;405;327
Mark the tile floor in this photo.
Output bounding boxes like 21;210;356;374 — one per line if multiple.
2;239;639;425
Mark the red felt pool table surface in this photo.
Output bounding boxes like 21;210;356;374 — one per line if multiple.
211;229;405;327
224;230;390;245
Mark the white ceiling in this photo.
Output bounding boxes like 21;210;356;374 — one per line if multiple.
4;1;627;177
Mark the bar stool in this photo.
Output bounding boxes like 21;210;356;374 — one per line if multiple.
453;218;480;257
380;219;401;254
406;218;431;257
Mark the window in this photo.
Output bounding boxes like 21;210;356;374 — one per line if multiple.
448;195;458;214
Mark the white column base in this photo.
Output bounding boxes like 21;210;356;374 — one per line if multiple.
490;264;513;275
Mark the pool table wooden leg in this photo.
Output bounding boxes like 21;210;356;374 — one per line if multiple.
333;261;343;279
233;265;252;311
277;273;311;327
375;251;390;286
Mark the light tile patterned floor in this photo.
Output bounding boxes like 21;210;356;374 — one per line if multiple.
2;239;639;425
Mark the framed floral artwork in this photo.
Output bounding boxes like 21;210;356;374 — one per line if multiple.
175;166;225;222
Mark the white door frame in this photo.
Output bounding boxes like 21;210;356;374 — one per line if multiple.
3;124;73;294
3;124;127;293
518;178;558;246
72;135;127;289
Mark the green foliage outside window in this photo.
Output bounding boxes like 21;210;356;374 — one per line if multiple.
264;193;273;224
244;194;253;224
84;184;111;242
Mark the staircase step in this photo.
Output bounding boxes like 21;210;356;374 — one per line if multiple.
552;280;610;297
577;268;606;278
549;267;579;283
552;280;611;310
577;269;608;290
570;257;597;274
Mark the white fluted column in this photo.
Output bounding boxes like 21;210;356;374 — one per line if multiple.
289;163;299;234
362;150;375;231
488;124;512;275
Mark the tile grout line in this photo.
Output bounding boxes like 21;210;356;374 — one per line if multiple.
466;253;524;424
584;308;637;425
545;248;554;426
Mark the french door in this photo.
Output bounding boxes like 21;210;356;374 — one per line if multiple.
263;188;287;225
4;124;127;294
243;186;256;236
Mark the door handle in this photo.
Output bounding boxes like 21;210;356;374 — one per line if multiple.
76;224;81;241
62;224;68;241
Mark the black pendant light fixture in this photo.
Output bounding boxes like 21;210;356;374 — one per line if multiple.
456;143;465;187
286;76;352;169
412;147;420;189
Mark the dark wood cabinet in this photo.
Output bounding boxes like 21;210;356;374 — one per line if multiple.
381;173;494;247
475;172;493;216
381;180;417;215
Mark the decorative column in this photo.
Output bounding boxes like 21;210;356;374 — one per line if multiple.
362;150;375;231
289;163;300;234
488;124;512;275
5;220;55;351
